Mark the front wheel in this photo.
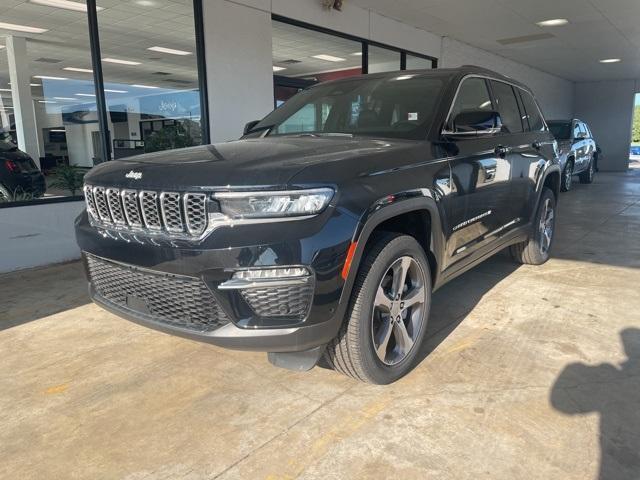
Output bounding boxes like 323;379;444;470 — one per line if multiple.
510;187;556;265
579;157;595;184
324;233;431;384
560;160;573;192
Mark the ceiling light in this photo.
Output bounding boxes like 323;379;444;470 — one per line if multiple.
103;58;141;66
132;84;158;89
29;0;103;12
599;58;621;63
63;67;93;73
0;88;11;92
0;46;5;50
312;54;346;62
104;89;128;93
38;100;57;104
54;97;76;100
50;129;65;132
536;18;569;27
30;83;41;87
351;52;363;56
0;22;48;34
135;0;155;5
273;66;286;72
75;93;96;97
147;46;192;56
33;75;68;80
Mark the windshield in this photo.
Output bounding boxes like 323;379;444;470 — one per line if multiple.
249;73;446;141
548;121;572;140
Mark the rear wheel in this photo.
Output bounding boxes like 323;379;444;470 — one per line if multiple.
324;233;431;384
510;187;556;265
560;160;573;192
579;157;595;184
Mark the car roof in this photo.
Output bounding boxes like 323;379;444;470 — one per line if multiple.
315;65;533;94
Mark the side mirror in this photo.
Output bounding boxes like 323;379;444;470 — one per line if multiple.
575;132;587;140
445;110;502;137
243;120;260;136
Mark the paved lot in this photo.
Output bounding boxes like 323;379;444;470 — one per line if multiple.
2;168;640;480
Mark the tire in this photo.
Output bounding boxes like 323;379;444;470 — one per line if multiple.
579;157;595;184
560;159;573;192
324;232;431;384
509;187;556;265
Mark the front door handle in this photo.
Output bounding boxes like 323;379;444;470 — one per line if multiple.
532;141;542;150
495;145;510;157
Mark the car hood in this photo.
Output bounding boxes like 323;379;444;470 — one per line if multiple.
84;136;416;190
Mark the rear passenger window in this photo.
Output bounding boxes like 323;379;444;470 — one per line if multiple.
519;91;545;131
490;81;523;134
448;78;493;128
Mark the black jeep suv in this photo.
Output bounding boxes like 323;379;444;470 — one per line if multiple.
76;66;560;384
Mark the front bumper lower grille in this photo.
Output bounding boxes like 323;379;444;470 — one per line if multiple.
241;283;314;319
84;185;208;238
86;254;229;332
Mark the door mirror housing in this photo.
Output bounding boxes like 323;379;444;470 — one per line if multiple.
243;120;261;136
574;131;587;140
444;110;503;137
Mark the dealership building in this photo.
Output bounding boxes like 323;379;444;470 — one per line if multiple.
0;0;638;272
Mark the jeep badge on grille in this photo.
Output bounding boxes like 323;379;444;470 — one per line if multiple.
125;170;142;180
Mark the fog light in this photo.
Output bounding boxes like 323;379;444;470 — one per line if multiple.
233;267;310;280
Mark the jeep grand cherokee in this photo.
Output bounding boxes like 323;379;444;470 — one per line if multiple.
76;66;561;384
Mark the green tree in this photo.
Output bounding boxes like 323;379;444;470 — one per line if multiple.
50;165;86;196
144;122;196;153
633;105;640;144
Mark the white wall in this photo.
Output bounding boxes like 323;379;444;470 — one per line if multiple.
0;201;84;273
202;0;275;143
574;80;638;171
439;37;574;120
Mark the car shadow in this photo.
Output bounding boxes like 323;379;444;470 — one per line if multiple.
0;261;90;331
550;328;640;479
414;252;520;365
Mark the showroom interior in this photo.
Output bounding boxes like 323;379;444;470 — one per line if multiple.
1;0;640;478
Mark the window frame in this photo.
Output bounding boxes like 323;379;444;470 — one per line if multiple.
488;79;525;135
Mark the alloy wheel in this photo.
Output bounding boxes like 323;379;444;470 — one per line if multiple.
564;163;573;190
371;256;426;366
539;198;554;255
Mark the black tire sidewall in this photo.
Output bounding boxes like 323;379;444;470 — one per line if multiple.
351;235;431;384
530;188;557;263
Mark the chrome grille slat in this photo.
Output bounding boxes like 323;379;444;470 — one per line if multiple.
140;191;162;230
121;189;143;228
160;192;184;233
184;193;207;235
84;185;209;239
93;187;112;223
106;188;126;225
84;185;98;220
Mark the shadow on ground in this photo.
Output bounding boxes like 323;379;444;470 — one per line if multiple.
415;253;519;365
0;261;89;331
550;328;640;479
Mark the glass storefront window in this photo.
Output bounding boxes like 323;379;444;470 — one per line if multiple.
99;0;203;160
0;0;96;203
406;54;433;70
368;45;401;73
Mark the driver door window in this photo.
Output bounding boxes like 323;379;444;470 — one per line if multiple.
449;78;493;130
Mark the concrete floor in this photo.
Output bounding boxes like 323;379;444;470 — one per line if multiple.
2;168;640;480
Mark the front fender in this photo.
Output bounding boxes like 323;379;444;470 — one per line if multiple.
333;189;446;323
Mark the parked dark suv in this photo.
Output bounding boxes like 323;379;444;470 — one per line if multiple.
0;133;46;202
547;119;597;191
76;66;560;384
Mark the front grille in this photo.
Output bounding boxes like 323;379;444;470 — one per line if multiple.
86;254;229;332
241;282;314;319
84;185;209;238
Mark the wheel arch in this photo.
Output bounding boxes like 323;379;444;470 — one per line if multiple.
335;193;445;324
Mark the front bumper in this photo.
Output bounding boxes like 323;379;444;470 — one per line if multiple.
76;206;358;352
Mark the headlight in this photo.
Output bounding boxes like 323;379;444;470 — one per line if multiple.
214;188;334;219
